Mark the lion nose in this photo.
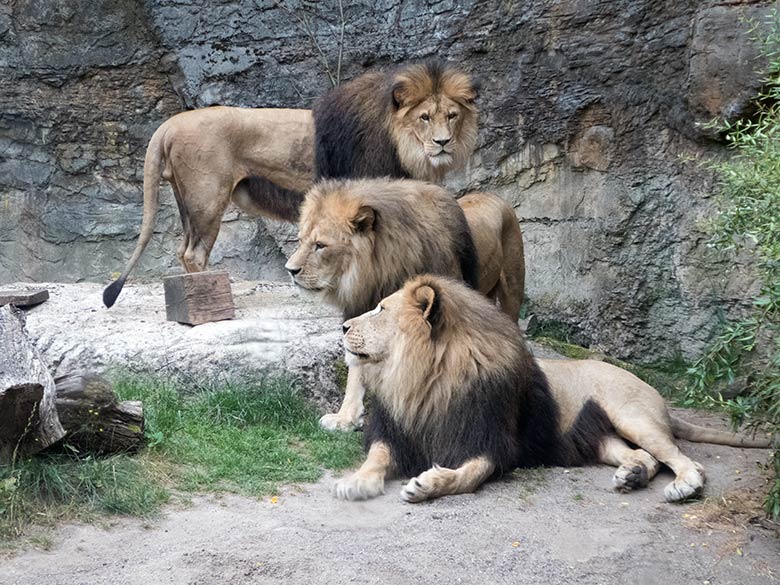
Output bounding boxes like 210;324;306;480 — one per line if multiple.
286;266;301;276
342;324;351;335
433;137;451;146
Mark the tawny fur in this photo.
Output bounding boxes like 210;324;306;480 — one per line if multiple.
314;62;478;183
103;106;313;307
335;275;772;503
284;178;525;432
105;63;479;308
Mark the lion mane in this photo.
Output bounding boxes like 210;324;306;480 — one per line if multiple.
285;178;525;433
334;275;772;503
285;178;480;320
313;62;478;182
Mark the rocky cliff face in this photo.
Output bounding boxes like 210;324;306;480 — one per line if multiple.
0;0;772;361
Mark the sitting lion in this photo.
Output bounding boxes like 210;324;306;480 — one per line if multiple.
335;274;771;503
285;178;525;431
103;62;478;308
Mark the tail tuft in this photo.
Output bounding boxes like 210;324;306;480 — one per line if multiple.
103;276;127;308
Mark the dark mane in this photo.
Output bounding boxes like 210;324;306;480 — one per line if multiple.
363;277;612;480
238;176;304;222
313;71;407;180
313;61;462;181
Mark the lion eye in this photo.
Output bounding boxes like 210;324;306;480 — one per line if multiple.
369;304;383;316
420;113;430;122
314;242;327;251
448;112;458;120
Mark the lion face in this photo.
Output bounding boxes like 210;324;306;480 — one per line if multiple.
390;64;478;181
285;193;375;297
342;283;436;368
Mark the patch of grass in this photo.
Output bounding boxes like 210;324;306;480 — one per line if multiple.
0;451;168;542
532;319;590;347
511;467;550;500
114;374;363;495
533;337;593;360
1;374;362;542
333;359;349;391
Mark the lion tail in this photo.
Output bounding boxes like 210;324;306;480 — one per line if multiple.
103;123;168;308
499;202;525;320
671;416;772;448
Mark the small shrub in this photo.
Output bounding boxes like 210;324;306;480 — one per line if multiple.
685;9;780;519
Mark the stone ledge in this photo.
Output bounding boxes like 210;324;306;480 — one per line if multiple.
13;280;344;412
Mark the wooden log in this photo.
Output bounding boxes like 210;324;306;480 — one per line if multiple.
54;373;144;454
0;287;49;307
163;270;235;325
0;305;65;463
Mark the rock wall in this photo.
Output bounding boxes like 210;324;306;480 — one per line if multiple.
0;0;772;361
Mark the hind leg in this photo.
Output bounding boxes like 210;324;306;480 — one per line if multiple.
615;421;705;502
496;273;522;322
599;434;661;492
179;185;231;273
169;179;191;269
171;172;232;273
400;456;495;503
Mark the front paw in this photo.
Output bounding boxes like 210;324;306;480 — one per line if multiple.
319;412;363;432
333;473;384;501
400;475;433;503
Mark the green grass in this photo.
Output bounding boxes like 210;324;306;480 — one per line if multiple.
1;374;362;542
114;374;362;495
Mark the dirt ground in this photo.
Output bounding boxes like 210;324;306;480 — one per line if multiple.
2;410;778;585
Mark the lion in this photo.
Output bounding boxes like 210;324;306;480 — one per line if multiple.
102;106;314;308
103;62;478;309
334;274;772;503
284;178;524;431
314;61;478;182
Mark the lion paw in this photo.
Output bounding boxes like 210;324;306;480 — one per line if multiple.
613;463;649;492
319;412;363;432
333;473;384;501
664;464;705;503
400;476;433;503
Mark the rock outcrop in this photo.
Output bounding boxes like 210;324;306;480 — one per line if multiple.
0;0;773;360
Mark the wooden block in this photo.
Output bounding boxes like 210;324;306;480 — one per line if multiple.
163;271;235;325
0;287;49;307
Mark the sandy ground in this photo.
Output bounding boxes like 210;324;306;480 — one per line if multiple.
2;410;778;585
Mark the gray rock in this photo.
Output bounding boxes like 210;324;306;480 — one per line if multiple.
0;0;774;362
18;281;346;413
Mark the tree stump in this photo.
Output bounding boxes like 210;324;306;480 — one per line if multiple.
0;305;65;463
163;271;235;325
54;373;144;454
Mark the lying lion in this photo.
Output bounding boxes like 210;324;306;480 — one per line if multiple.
335;274;771;503
285;178;524;432
103;62;478;308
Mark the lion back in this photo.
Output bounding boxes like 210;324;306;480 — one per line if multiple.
314;72;409;180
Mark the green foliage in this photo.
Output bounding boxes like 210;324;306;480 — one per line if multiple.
685;9;780;519
1;374;362;543
0;452;167;542
114;374;363;495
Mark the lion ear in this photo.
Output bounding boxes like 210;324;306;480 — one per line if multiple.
391;80;409;109
466;77;480;103
413;285;438;322
352;205;376;233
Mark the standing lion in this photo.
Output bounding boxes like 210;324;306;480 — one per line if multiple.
103;62;479;308
314;61;478;182
285;178;524;431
